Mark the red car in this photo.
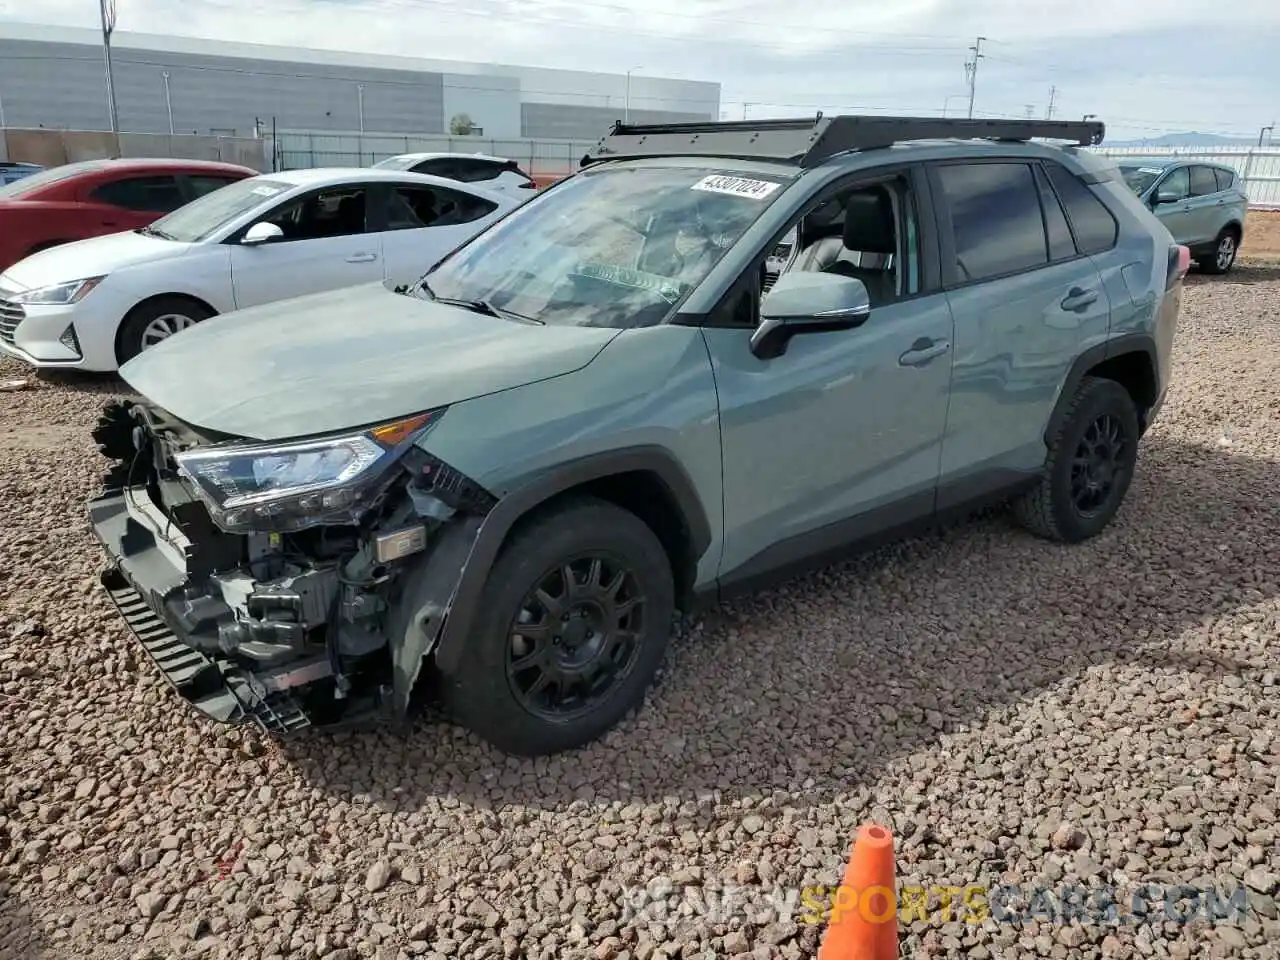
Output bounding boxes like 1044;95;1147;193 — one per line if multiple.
0;158;258;272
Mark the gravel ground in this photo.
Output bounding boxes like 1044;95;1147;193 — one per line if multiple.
2;266;1279;960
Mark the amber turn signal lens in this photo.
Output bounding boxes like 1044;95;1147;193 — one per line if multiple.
370;412;435;447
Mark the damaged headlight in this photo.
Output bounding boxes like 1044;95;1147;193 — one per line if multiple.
174;412;440;534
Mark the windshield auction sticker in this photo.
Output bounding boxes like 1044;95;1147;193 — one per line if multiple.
250;185;283;196
692;175;782;200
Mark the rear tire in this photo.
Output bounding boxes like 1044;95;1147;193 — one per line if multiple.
1198;227;1239;275
115;296;214;366
1013;376;1140;543
439;497;674;756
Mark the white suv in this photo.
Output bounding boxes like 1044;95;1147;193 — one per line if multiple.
372;153;539;198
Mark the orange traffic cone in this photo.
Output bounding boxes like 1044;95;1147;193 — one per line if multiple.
816;822;898;960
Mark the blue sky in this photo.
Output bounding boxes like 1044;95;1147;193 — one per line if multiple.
2;0;1277;142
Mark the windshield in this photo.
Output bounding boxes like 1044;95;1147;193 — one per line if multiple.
417;164;791;328
144;177;294;242
373;156;421;171
1118;164;1167;196
0;160;107;199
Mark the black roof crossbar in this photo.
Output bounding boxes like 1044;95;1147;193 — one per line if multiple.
581;114;1106;169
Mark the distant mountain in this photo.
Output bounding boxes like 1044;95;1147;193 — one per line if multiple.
1105;131;1261;148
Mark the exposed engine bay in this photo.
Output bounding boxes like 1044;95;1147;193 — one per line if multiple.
88;398;495;732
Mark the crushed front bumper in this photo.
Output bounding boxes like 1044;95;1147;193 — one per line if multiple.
90;487;320;734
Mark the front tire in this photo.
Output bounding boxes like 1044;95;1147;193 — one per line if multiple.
1199;227;1239;275
440;497;675;756
116;296;214;366
1013;376;1140;543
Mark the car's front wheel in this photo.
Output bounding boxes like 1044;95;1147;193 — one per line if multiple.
1013;376;1140;543
440;497;675;756
1200;227;1240;275
116;295;215;365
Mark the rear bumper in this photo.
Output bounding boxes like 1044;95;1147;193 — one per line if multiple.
89;486;316;734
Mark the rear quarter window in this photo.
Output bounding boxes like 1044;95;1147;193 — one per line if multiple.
1043;162;1119;256
1213;167;1236;192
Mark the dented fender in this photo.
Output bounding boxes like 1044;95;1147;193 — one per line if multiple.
384;513;484;714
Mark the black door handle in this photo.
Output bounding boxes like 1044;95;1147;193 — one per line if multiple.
899;337;951;367
1061;287;1098;312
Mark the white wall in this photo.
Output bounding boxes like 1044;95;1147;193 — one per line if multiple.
441;74;521;138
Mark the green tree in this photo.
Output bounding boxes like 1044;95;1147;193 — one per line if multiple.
449;113;476;136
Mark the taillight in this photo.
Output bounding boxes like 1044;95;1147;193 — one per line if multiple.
1166;244;1191;289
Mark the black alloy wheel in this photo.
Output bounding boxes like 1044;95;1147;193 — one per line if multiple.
506;554;648;722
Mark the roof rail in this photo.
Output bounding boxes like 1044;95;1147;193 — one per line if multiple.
581;114;1106;169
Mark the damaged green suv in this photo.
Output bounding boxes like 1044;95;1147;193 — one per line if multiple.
90;116;1187;755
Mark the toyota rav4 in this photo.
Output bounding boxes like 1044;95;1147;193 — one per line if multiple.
89;115;1188;756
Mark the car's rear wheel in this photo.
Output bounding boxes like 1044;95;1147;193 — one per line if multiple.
1013;376;1140;543
1200;227;1239;275
440;497;674;756
116;296;215;365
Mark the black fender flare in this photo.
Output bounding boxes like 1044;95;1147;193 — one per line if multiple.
1045;332;1159;444
430;445;713;676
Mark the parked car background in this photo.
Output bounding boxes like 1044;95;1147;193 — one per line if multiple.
0;167;521;372
0;161;44;186
372;152;540;197
1117;157;1248;273
0;157;258;272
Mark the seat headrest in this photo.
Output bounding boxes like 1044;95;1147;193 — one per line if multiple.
842;190;897;255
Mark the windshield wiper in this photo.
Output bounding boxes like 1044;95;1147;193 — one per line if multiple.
136;225;176;240
418;278;543;325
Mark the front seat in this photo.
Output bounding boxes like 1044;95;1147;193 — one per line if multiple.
792;190;898;305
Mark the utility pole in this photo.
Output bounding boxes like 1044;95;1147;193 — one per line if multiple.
162;71;174;135
964;36;986;120
99;0;120;134
1046;85;1057;120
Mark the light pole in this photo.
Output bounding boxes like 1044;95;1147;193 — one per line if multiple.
1259;123;1275;147
942;94;966;117
357;84;365;134
99;0;120;134
162;71;174;134
624;66;642;123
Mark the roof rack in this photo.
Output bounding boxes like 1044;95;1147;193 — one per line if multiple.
580;114;1106;169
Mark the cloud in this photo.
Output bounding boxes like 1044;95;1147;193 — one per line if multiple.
2;0;1277;140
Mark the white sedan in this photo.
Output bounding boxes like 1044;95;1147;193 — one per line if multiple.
371;152;539;197
0;167;519;372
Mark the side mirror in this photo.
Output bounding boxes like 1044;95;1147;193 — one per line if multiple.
750;271;871;360
1154;190;1181;206
241;221;284;246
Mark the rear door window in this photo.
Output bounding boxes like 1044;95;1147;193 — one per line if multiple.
89;175;186;213
1189;165;1219;197
382;184;499;229
934;161;1049;283
184;174;245;199
1042;162;1119;255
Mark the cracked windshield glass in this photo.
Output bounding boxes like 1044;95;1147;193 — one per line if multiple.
418;165;791;327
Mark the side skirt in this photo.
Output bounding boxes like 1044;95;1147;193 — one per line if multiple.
696;469;1040;609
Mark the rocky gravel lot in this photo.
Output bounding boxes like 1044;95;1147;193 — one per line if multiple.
2;266;1279;960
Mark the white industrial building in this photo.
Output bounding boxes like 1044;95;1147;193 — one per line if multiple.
0;21;721;142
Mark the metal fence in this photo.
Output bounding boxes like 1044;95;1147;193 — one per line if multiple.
1;127;274;172
276;129;598;181
1093;146;1280;209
